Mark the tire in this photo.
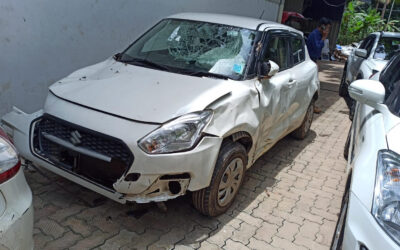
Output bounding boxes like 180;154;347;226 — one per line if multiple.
339;63;348;97
291;100;314;140
330;176;351;250
343;128;351;161
192;141;247;217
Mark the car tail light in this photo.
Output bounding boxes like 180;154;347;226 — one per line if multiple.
0;134;20;184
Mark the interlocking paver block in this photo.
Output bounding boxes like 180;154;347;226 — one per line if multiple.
271;236;307;250
36;218;65;239
276;221;300;241
63;217;93;237
248;237;277;250
297;220;320;240
43;231;82;250
69;230;113;250
207;225;235;247
99;229;138;249
223;239;250;250
254;222;278;243
231;222;257;245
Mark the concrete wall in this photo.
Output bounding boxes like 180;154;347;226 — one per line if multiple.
0;0;282;116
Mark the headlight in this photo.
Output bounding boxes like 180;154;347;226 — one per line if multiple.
372;149;400;245
138;110;213;154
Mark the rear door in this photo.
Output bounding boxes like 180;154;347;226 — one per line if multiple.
254;30;295;157
287;32;314;131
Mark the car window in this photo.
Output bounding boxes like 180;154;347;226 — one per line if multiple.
119;19;257;80
359;35;376;57
290;35;305;65
381;54;400;100
264;35;289;70
359;36;373;49
366;36;376;56
373;37;400;60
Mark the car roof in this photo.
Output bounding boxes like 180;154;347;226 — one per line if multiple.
371;32;400;38
168;12;302;35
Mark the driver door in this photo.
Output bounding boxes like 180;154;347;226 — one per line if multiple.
254;31;295;158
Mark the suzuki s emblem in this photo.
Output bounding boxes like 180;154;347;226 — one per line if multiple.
70;130;82;145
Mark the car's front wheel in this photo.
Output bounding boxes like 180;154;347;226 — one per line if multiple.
192;141;247;216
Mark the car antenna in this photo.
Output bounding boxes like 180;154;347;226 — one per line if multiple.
259;10;265;19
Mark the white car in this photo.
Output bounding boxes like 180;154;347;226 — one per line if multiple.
2;13;319;216
332;53;400;249
0;127;33;250
345;32;400;83
340;32;400;116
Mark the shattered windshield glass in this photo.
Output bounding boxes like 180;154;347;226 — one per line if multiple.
119;19;257;80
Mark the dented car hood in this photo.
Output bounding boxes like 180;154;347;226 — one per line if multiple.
49;58;233;123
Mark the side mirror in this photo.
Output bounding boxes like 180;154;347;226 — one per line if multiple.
355;48;368;58
258;60;280;79
348;79;385;108
113;53;121;60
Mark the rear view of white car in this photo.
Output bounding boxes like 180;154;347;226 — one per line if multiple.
332;53;400;249
0;128;33;250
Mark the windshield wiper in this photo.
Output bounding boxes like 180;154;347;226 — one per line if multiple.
119;57;171;71
187;71;231;80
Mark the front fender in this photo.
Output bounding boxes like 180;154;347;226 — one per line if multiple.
203;82;262;167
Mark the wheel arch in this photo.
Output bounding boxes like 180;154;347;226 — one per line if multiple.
222;131;253;154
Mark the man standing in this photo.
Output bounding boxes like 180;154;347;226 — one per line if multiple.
306;17;331;113
306;17;332;62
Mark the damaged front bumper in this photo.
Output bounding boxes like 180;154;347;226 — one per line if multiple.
2;107;222;204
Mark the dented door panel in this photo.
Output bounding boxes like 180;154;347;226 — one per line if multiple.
254;71;292;158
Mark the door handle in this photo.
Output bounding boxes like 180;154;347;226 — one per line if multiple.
287;79;297;88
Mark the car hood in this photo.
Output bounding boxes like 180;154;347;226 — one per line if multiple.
49;58;234;123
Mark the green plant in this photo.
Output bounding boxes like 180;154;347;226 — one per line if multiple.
338;1;400;45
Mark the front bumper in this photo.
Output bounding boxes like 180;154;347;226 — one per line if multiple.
0;169;34;250
2;105;222;204
343;192;399;250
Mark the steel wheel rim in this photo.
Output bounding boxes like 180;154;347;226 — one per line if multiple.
217;158;244;207
304;104;314;132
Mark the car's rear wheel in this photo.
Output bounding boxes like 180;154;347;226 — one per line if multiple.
192;141;247;216
291;100;314;140
343;128;351;161
331;176;351;250
339;63;348;98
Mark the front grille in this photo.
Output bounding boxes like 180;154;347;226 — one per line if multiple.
32;114;134;189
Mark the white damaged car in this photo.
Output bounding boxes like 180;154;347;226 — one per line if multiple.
2;13;319;216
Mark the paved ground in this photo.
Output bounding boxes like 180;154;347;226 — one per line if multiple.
27;61;351;250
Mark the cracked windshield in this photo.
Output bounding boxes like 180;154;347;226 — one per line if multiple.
119;19;257;79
